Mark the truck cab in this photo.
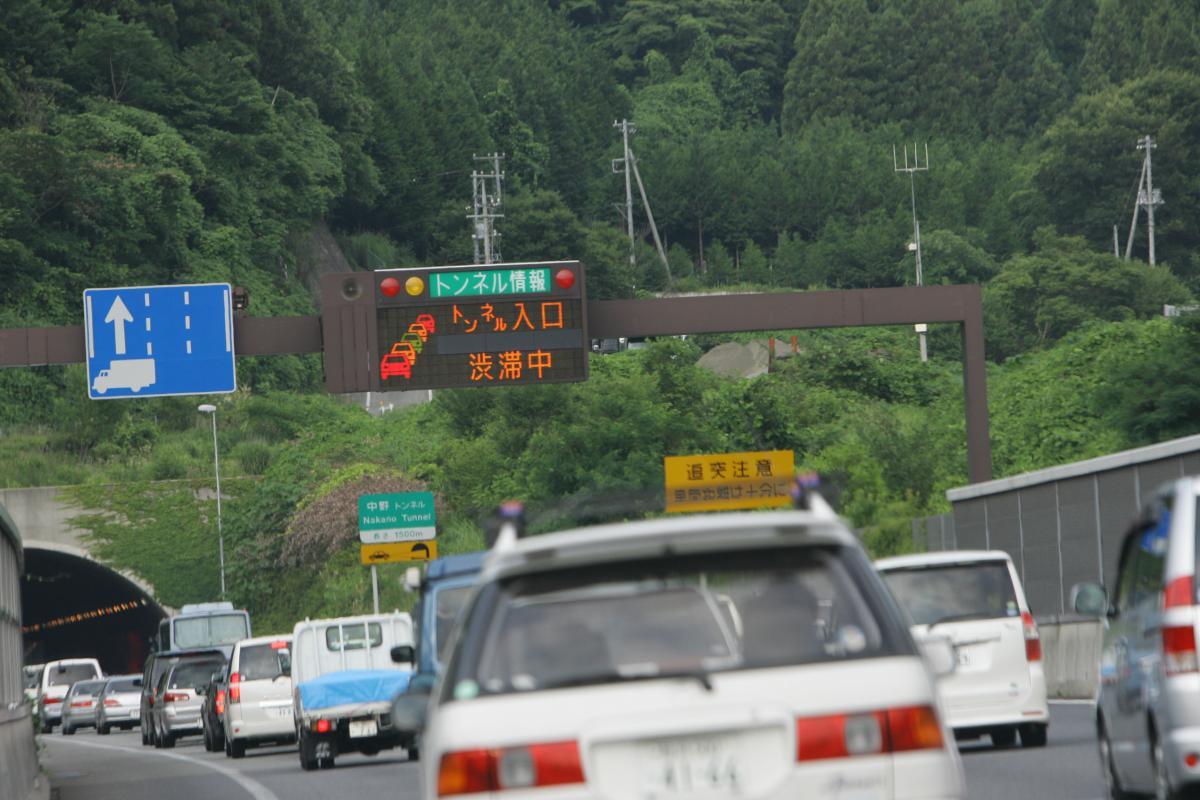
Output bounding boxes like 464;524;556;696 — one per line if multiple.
408;551;485;678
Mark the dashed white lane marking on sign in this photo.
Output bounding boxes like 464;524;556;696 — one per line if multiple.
223;288;232;352
45;736;281;800
147;342;153;356
145;318;151;332
185;316;191;330
184;291;190;305
187;341;192;354
144;292;150;306
85;295;94;358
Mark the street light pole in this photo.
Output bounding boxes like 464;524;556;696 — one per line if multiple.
198;404;225;599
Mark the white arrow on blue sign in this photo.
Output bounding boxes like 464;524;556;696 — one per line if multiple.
83;283;237;400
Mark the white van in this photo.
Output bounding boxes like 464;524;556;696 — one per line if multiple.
37;658;103;732
223;635;294;758
876;551;1049;748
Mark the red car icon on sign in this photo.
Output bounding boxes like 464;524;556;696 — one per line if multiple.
380;352;412;380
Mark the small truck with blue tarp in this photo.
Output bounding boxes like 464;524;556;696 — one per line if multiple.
290;612;415;770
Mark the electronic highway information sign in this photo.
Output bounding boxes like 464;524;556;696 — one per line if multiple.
373;261;587;391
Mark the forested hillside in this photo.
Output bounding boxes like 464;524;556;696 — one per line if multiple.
3;0;1200;617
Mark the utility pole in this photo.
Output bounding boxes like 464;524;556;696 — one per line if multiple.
1124;136;1163;265
894;143;930;362
615;120;636;275
468;153;504;264
612;121;671;285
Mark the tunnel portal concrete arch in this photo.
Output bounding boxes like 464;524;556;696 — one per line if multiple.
21;542;167;675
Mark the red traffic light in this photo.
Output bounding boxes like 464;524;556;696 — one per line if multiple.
555;269;576;290
380;277;401;297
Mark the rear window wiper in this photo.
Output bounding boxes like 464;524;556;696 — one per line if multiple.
926;611;1003;630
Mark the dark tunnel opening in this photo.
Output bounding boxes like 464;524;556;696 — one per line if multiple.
21;548;166;675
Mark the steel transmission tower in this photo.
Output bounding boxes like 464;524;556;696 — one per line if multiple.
894;143;930;362
1123;135;1163;265
612;120;671;285
469;153;504;264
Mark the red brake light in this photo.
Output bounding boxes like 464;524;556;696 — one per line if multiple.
796;705;943;762
70;699;93;708
215;689;226;716
1164;625;1199;674
229;673;241;704
270;640;288;650
104;698;120;707
1022;611;1042;662
437;741;584;796
163;691;189;703
1166;576;1195;608
314;718;332;734
43;697;62;705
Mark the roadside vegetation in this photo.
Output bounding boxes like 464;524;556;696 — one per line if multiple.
2;0;1200;623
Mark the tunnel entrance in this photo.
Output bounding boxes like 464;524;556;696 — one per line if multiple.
21;547;166;675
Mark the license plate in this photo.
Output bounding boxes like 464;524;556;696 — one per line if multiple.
349;719;378;738
267;706;292;719
641;735;742;795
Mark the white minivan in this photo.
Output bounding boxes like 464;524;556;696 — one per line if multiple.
223;635;294;758
876;551;1049;748
398;498;965;800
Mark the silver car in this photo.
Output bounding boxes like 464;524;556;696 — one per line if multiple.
1074;477;1200;800
61;679;107;735
151;655;226;748
96;675;142;734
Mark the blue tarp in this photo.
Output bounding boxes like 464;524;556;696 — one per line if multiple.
298;669;412;711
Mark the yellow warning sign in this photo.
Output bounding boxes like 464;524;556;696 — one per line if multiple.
664;449;794;513
360;540;438;565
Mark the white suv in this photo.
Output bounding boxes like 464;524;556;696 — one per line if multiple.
398;500;965;799
36;658;102;733
223;635;294;758
876;551;1049;748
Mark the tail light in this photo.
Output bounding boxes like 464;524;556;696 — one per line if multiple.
215;689;226;716
104;698;120;707
796;705;944;762
229;673;241;704
70;699;93;708
437;741;584;796
1165;576;1195;609
163;691;189;703
1164;625;1199;674
43;697;62;705
314;719;332;734
1022;612;1042;662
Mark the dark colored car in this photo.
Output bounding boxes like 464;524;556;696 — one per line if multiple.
201;668;228;752
140;648;229;747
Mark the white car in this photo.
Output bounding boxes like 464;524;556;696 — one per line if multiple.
876;551;1049;748
223;635;295;758
402;498;964;799
36;658;103;733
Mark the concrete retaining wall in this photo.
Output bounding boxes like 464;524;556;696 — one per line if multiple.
1038;618;1102;700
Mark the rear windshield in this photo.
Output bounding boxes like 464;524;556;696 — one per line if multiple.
104;678;139;693
174;613;249;648
445;546;901;700
23;669;40;690
238;643;290;681
326;622;382;651
881;561;1019;626
167;660;225;690
47;664;99;686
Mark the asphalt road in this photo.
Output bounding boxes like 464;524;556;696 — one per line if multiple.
960;702;1106;800
42;704;1105;799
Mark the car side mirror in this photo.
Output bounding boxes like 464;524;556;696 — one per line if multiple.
390;692;428;735
404;567;423;593
391;645;415;665
1070;582;1108;618
917;634;957;679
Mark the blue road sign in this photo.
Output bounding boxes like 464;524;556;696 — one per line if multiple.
83;283;237;400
